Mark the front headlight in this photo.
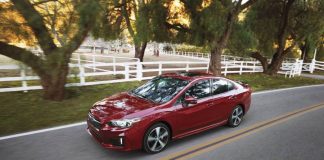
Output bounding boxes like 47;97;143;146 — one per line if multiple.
108;118;141;128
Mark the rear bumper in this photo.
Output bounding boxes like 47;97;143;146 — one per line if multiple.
87;120;143;151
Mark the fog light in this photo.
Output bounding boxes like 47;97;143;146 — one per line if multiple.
120;137;123;145
111;137;124;146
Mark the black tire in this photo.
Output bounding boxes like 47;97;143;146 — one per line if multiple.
143;123;170;154
228;105;244;127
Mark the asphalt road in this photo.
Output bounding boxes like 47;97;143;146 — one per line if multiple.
301;73;324;80
1;85;324;160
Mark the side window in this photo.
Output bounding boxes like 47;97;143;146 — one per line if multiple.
174;93;185;106
212;79;229;95
186;80;211;99
228;81;235;91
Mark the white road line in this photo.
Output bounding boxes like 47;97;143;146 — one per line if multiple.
0;122;86;141
252;84;324;95
0;84;324;141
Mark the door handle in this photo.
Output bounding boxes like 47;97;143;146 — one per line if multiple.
207;103;214;107
229;96;237;100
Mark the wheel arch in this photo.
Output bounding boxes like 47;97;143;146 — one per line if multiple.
145;120;173;140
236;103;246;115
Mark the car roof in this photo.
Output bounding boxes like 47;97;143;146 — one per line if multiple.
160;71;218;81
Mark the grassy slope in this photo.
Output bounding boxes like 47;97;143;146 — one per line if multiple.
0;73;323;136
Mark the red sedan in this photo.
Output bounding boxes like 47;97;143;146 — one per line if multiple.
87;72;252;153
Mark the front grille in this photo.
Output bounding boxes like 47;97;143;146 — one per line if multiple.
88;113;101;129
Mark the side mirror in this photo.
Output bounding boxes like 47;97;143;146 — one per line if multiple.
184;96;197;105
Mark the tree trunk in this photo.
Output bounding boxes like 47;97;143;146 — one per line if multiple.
299;44;305;60
251;51;269;73
134;42;147;62
40;64;69;101
209;47;222;76
250;0;296;76
264;52;285;75
209;10;236;76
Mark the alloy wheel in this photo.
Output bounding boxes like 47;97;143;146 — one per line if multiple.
144;124;170;153
230;106;244;127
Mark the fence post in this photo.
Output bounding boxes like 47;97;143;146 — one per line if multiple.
77;53;81;65
158;62;162;75
20;65;28;92
239;61;243;75
136;62;143;81
253;61;256;72
92;54;96;72
298;60;303;76
186;63;189;72
224;63;228;76
125;64;129;80
79;65;85;85
113;57;116;75
310;59;316;73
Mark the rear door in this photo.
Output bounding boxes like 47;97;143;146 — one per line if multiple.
208;79;238;122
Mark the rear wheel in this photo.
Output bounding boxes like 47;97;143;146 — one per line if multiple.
228;106;244;127
143;123;170;154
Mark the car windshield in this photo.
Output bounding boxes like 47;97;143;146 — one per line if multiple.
130;76;189;104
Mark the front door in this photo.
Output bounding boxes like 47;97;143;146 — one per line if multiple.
172;79;215;134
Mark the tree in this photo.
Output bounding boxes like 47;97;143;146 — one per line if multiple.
247;0;324;74
0;0;100;101
35;0;79;46
165;0;257;76
94;0;170;62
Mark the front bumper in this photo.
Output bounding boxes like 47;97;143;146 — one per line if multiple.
87;119;143;151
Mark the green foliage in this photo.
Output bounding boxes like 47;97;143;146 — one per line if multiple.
175;44;209;53
178;0;230;47
245;0;324;56
244;0;281;56
91;0;121;40
93;0;171;45
227;22;258;56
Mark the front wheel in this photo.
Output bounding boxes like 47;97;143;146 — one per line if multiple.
143;123;170;154
228;106;244;127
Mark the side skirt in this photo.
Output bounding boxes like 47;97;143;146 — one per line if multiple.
172;120;228;140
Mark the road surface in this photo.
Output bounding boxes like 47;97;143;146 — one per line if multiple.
1;85;324;160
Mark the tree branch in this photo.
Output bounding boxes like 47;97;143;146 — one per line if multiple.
0;42;46;75
165;22;190;33
61;1;99;56
11;0;57;54
32;0;58;6
277;0;295;53
121;0;135;37
251;51;268;70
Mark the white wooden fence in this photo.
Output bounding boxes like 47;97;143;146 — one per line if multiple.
1;50;322;92
280;60;303;78
163;50;256;62
0;52;265;92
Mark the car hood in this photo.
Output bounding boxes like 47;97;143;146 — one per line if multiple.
90;92;156;123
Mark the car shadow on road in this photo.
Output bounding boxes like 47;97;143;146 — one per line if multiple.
88;120;249;160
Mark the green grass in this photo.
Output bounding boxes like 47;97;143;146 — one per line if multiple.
313;70;324;76
0;81;143;136
0;73;323;136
